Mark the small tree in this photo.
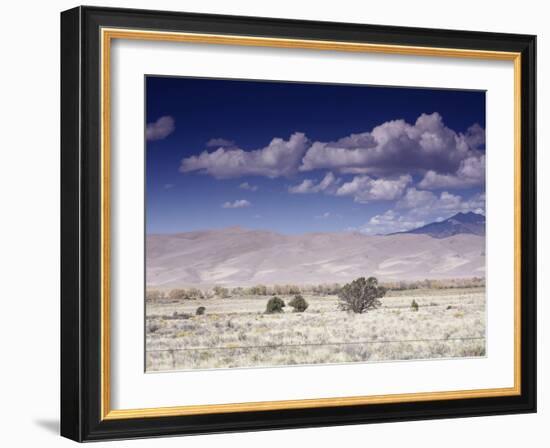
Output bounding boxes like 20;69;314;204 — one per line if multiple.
196;306;206;316
146;289;165;301
289;294;309;312
287;284;301;294
168;288;188;301
187;287;204;299
231;286;244;296
411;299;419;312
213;286;230;298
265;297;286;314
254;284;268;296
338;277;386;314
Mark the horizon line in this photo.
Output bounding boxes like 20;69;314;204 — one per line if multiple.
146;211;485;236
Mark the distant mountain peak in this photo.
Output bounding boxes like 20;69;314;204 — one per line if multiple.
392;212;485;239
449;211;485;223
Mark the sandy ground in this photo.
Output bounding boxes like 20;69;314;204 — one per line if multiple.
146;228;485;287
146;287;485;371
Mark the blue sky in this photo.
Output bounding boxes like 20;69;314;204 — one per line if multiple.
146;76;485;235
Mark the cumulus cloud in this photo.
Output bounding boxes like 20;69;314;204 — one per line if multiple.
360;189;485;235
206;138;235;148
146;116;175;141
179;113;485;195
289;172;412;203
396;187;438;209
418;155;485;189
397;188;485;215
222;199;251;209
288;179;318;194
288;172;338;194
463;123;486;149
300;113;484;176
360;209;426;235
180;132;309;179
335;174;412;203
239;182;258;191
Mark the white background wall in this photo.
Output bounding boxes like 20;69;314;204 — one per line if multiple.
0;1;546;446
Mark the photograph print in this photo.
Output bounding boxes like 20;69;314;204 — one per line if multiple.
145;76;486;372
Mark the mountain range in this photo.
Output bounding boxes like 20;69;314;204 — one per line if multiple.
392;212;485;238
146;213;486;288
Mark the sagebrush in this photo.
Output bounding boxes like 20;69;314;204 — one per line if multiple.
289;295;309;312
265;296;286;314
338;277;387;314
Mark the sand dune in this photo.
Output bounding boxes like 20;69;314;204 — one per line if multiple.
146;227;485;287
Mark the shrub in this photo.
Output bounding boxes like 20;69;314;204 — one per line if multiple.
145;289;165;301
411;299;419;312
231;287;244;296
147;322;161;333
167;288;206;300
288;295;309;312
213;286;230;298
310;283;341;296
249;284;268;296
168;288;188;301
287;284;301;295
186;288;204;299
338;277;386;314
196;306;206;316
265;296;286;314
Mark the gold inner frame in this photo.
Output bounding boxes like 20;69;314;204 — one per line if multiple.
100;27;522;421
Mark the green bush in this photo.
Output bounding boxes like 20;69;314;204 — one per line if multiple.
411;299;419;312
338;277;386;314
196;306;206;316
265;296;286;314
288;295;309;312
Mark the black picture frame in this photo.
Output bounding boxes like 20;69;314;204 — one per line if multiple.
61;5;536;442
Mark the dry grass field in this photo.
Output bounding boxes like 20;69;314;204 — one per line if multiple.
145;287;485;371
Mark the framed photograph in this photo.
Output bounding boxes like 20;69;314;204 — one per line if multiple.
61;6;536;441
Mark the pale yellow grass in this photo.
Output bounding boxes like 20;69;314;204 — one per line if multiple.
146;288;485;371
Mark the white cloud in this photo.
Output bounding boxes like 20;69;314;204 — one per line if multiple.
361;189;485;235
397;188;485;216
315;212;332;219
146;116;175;141
396;187;437;209
181;132;309;179
206;138;235;148
463;123;486;149
288;172;337;194
179;114;485;196
289;171;412;203
239;182;258;191
335;174;412;203
288;179;317;194
360;209;426;235
418;155;485;189
300;113;484;177
222;199;251;209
